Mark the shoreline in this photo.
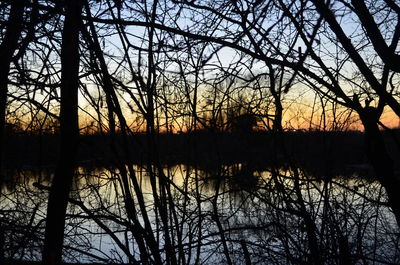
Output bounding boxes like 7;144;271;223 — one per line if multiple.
5;130;400;177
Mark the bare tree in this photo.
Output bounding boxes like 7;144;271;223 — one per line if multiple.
155;0;400;226
0;1;26;263
0;0;25;185
298;0;400;225
42;0;83;264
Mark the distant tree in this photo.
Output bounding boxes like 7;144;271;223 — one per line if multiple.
229;113;258;133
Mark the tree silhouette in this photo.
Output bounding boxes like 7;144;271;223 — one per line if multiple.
0;1;25;263
42;1;82;264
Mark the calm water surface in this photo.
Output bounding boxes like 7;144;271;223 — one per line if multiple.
1;164;399;264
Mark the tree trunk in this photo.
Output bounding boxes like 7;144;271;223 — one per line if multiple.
0;1;25;263
0;0;24;184
360;107;400;226
42;1;82;264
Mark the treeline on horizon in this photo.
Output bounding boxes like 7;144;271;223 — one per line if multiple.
5;129;400;176
5;117;399;135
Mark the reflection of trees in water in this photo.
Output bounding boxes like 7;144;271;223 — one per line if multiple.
1;165;399;264
200;163;260;193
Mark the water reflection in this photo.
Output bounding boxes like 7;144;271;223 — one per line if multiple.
1;164;399;264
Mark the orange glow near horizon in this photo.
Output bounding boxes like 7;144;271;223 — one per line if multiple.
8;93;400;134
75;106;400;134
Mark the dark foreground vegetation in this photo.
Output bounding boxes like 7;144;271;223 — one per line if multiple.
2;0;400;264
4;260;111;265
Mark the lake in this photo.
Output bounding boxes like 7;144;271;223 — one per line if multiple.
1;163;399;264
